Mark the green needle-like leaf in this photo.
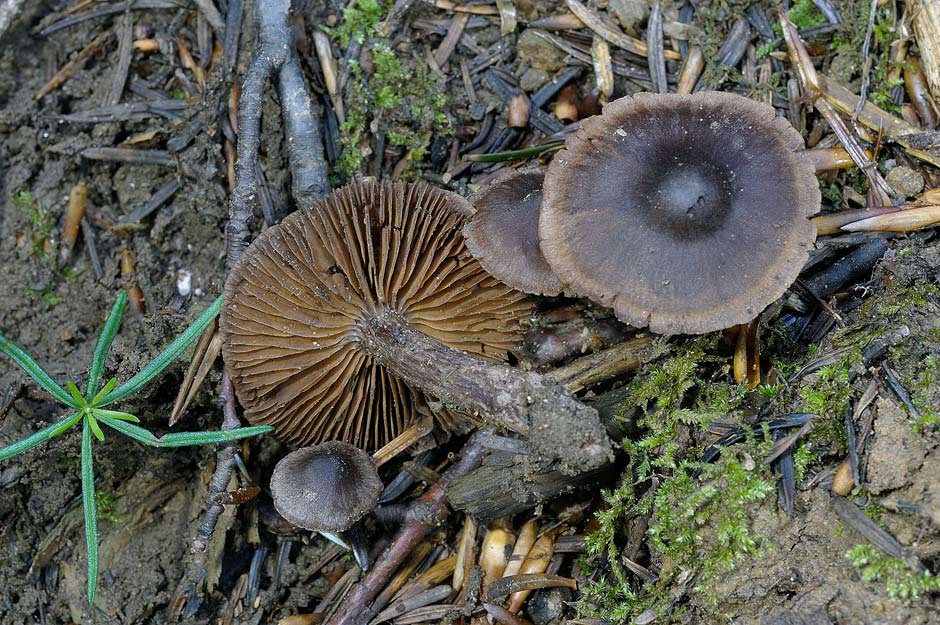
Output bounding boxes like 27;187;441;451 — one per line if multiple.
66;381;86;407
98;296;222;406
86;413;105;442
86;292;127;400
93;409;140;423
91;378;116;406
97;415;160;446
81;420;99;605
98;417;270;448
0;412;82;462
157;425;273;447
0;333;79;408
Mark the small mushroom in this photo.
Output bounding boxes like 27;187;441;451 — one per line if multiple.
464;168;563;296
270;441;382;569
222;181;612;473
539;91;820;334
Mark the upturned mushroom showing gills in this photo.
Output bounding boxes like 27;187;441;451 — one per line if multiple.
221;181;611;472
539;92;820;335
464;168;563;296
221;181;528;450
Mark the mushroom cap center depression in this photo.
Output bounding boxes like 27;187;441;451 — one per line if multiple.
538;91;820;334
649;160;733;237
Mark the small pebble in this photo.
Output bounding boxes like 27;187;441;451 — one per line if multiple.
176;269;192;296
519;67;549;93
528;587;572;625
516;29;567;72
609;0;649;35
885;166;925;199
831;459;854;495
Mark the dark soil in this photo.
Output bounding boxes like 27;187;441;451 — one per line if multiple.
0;2;290;623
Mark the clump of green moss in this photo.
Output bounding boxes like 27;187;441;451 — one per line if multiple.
835;283;940;432
652;448;775;578
579;336;776;621
96;492;123;525
580;479;652;623
787;0;827;29
336;43;449;178
329;0;389;47
791;443;819;484
828;0;903;114
847;544;940;599
797;349;864;456
909;355;940;431
14;190;54;259
13;190;75;306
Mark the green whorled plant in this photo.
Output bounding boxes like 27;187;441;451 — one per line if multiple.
0;291;272;604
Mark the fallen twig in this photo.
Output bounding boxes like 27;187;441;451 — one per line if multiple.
179;0;330;601
38;0;180;36
325;433;488;625
779;9;895;206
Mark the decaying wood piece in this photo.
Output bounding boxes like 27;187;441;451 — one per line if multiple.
447;450;608;522
546;335;651;393
911;0;940;98
362;313;613;475
448;339;651;520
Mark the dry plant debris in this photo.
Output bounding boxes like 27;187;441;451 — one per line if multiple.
4;0;940;622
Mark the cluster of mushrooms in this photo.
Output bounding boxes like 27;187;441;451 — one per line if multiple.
219;91;820;564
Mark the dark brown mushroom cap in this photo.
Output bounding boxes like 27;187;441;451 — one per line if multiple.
464;168;563;296
539;91;820;335
220;180;532;450
270;441;382;533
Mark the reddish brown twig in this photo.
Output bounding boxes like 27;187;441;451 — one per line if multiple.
325;433;487;625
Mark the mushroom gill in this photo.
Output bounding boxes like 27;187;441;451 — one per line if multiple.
539;91;820;335
220;180;532;450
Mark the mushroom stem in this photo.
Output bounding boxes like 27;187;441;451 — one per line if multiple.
360;313;612;474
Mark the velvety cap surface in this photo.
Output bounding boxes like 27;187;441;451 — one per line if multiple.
539;91;820;334
270;441;382;532
465;168;563;296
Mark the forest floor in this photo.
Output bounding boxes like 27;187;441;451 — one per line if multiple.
0;0;939;623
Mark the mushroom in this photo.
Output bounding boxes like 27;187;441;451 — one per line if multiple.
464;168;563;296
539;91;820;335
270;440;382;569
222;180;611;473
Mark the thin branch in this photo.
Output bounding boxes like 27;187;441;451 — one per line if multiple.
225;0;287;270
325;433;488;625
276;53;330;205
